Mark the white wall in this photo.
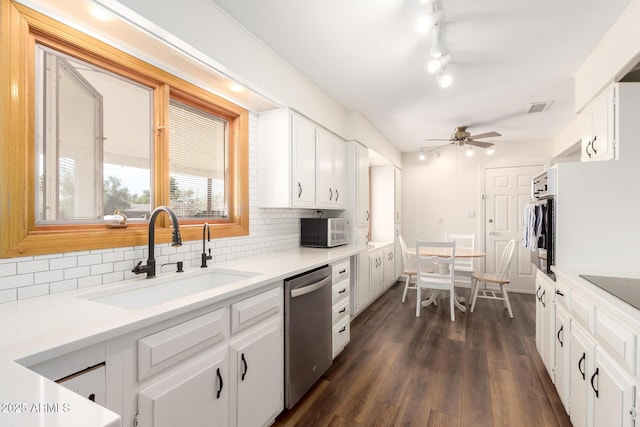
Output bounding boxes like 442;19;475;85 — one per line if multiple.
401;139;552;253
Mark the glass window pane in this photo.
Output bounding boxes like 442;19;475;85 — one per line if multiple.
169;100;227;219
35;44;153;223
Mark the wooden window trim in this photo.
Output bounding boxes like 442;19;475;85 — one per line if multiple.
0;1;249;258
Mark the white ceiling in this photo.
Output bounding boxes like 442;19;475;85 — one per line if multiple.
210;0;632;153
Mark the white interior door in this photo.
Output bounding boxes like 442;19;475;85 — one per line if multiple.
484;165;543;293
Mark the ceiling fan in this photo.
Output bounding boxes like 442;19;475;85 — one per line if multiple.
422;126;502;151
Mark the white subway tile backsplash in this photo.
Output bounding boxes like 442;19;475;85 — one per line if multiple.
64;266;91;280
1;273;34;289
35;269;64;285
50;279;78;294
1;112;313;303
0;289;17;303
0;263;17;278
77;254;102;267
17;260;49;275
78;275;102;289
49;257;77;270
18;284;49;299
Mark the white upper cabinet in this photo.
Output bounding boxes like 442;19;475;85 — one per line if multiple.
258;109;347;209
355;142;370;228
580;83;640;162
316;127;346;209
581;85;615;162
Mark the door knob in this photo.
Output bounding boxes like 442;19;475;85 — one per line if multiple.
488;219;493;223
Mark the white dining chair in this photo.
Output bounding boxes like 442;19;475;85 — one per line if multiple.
444;233;475;287
399;235;434;303
415;240;457;321
470;239;516;318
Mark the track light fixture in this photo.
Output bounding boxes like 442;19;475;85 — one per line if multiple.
419;0;452;88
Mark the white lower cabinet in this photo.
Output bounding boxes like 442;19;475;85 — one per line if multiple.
555;306;571;411
230;318;283;427
331;259;351;358
570;322;594;427
125;283;283;427
535;273;555;380
592;348;636;427
383;246;395;290
538;271;639;427
369;249;384;300
138;346;229;427
354;251;370;315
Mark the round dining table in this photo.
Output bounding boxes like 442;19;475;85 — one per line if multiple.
406;245;486;313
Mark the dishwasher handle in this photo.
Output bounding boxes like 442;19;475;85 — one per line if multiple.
290;275;332;298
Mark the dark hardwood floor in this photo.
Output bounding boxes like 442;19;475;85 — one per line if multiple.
274;281;572;427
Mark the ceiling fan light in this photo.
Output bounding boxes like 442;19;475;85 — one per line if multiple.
418;153;426;161
486;148;495;156
465;147;474;157
437;73;452;88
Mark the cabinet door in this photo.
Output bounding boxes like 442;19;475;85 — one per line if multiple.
369;251;383;299
535;275;555;379
231;319;283;427
356;143;369;227
291;114;316;207
383;247;395;289
570;324;594;427
332;135;346;209
138;346;229;427
394;167;401;224
593;348;636;427
355;252;370;313
316;129;346;208
590;87;615;161
555;307;570;411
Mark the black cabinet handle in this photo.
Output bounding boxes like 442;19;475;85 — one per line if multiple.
366;210;369;221
338;307;346;314
216;367;223;399
590;367;599;398
335;189;339;201
578;352;586;380
592;136;598;154
338;288;346;294
339;326;346;333
88;393;96;402
555;290;565;297
329;188;333;201
241;353;248;381
541;290;546;308
557;325;564;347
298;182;302;198
586;140;592;158
339;269;346;274
536;286;542;300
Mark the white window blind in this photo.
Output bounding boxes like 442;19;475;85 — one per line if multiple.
169;100;227;218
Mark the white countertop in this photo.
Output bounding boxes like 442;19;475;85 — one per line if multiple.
552;264;640;325
0;245;364;427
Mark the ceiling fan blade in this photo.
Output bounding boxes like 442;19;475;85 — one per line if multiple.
468;131;501;139
420;142;453;151
423;138;451;142
466;140;494;148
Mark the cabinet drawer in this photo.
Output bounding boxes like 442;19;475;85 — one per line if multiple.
555;280;571;311
57;363;106;406
332;316;350;359
332;260;350;283
231;286;282;334
595;309;637;374
332;279;349;303
138;308;227;381
571;291;594;332
332;297;350;324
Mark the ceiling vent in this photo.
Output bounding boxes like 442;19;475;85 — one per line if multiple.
526;101;553;114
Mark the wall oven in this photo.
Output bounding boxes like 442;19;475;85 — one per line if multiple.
527;170;556;280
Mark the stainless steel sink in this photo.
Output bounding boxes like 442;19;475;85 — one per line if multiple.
81;268;259;310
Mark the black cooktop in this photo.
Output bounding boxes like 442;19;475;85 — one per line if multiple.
579;275;640;311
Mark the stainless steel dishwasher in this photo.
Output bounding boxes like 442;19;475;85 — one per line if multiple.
284;264;333;409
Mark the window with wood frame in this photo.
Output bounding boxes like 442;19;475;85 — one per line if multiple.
0;1;249;258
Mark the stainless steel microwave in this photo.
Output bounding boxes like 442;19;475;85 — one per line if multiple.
300;218;350;248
